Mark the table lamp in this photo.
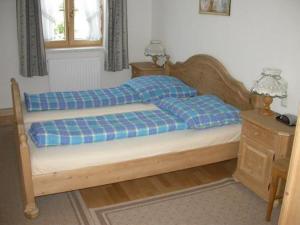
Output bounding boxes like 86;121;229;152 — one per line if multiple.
251;68;287;116
144;40;168;67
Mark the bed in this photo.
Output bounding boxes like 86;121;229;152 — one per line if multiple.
11;54;255;219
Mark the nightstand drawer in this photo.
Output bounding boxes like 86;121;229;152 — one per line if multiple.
239;137;274;184
235;136;274;199
130;62;166;78
242;121;277;149
134;70;163;75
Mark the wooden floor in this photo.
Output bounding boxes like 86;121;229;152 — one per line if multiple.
80;159;237;208
0;108;13;126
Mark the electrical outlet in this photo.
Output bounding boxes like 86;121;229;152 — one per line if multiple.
281;98;288;107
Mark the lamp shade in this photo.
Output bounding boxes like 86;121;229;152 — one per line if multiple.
251;68;287;98
144;40;165;57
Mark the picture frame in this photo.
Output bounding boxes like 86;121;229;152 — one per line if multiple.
199;0;231;16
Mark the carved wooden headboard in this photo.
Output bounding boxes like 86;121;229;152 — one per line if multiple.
166;55;253;110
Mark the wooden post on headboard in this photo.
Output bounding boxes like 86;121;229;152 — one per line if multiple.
250;94;264;110
11;79;39;219
164;57;172;75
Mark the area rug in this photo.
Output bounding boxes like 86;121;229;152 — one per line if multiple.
0;125;82;225
69;178;280;225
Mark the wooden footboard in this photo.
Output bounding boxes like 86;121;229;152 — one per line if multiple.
33;142;239;196
11;54;256;219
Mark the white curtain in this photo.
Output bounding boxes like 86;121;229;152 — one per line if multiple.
41;0;102;41
75;0;102;40
41;0;57;41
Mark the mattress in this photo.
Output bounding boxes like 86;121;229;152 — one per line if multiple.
28;124;240;175
25;103;241;175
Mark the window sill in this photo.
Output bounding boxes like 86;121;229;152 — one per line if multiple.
46;46;106;60
46;46;105;54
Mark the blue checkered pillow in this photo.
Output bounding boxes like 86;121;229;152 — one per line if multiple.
155;95;241;129
124;75;197;103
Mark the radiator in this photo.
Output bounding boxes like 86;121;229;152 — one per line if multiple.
48;52;102;92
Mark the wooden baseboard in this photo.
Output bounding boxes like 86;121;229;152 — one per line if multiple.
0;108;13;126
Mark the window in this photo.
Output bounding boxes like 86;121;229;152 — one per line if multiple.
41;0;104;48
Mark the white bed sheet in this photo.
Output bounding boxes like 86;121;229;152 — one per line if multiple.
23;102;157;123
24;103;241;176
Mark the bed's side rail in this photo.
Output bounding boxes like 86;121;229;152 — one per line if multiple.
10;79;38;219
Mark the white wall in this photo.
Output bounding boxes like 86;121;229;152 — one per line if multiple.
152;0;300;114
2;0;299;113
0;0;50;108
0;0;152;109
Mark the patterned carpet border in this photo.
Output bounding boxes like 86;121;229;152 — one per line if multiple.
68;178;279;225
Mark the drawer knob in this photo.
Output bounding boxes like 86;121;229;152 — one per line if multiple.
254;131;259;136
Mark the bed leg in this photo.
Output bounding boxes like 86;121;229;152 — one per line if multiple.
24;202;39;219
232;173;240;182
19;134;39;219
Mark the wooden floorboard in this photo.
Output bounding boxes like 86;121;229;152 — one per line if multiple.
80;159;237;208
0;108;13;126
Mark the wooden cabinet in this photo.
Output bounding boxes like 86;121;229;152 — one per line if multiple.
234;110;295;201
130;62;166;78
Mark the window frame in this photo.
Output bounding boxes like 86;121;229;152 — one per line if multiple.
44;0;104;49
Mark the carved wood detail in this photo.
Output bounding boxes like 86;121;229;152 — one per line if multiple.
166;55;253;110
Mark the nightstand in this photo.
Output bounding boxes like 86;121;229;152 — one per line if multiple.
130;62;166;78
233;110;294;201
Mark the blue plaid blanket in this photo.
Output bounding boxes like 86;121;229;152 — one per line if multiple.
29;110;187;147
124;75;197;103
24;86;141;112
156;95;241;129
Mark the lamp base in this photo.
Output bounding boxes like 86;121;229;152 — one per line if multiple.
260;96;274;116
151;55;170;67
151;56;158;65
261;108;274;116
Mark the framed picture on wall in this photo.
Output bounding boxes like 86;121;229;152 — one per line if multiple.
199;0;231;16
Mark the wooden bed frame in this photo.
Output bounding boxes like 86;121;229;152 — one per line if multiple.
11;54;255;219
